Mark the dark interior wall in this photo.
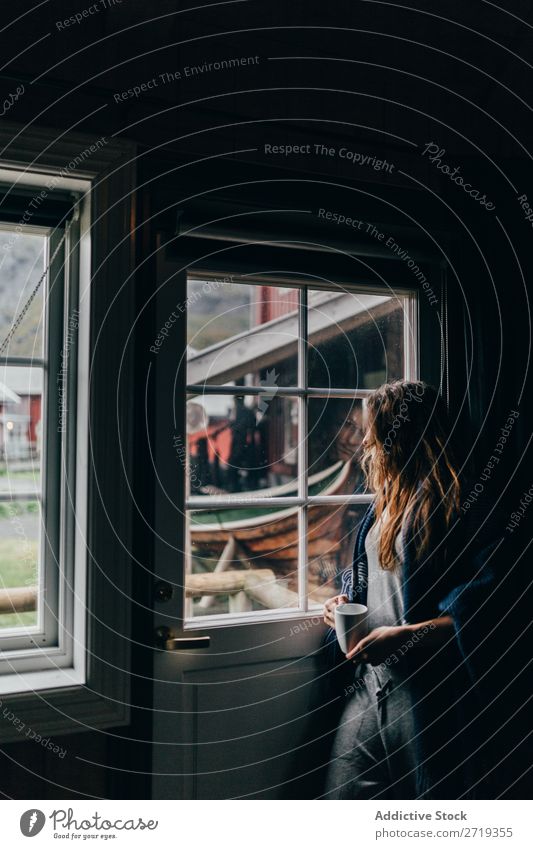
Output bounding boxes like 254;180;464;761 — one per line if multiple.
0;0;531;798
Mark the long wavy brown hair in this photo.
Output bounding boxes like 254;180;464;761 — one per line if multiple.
361;380;461;570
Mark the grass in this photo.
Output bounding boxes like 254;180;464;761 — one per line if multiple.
0;536;38;629
0;501;38;519
0;469;38;478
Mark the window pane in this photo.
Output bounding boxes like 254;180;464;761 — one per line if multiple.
308;289;405;388
186;394;298;496
0;499;39;629
308;397;367;494
0;231;46;358
307;503;369;608
0;362;43;630
187;279;298;386
0;365;42;495
186;509;299;618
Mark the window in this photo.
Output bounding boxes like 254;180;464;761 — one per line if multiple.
185;275;417;623
0;171;89;690
0;129;135;738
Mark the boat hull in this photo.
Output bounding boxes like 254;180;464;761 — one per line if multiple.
189;461;362;598
191;501;348;563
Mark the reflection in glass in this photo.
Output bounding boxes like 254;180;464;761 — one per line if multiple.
186;509;299;617
186;394;298;496
186;279;298;387
308;397;367;494
183;277;410;620
308;289;405;388
307;503;368;608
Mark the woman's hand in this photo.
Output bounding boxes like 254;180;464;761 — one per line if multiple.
345;617;455;664
346;625;408;664
323;594;349;629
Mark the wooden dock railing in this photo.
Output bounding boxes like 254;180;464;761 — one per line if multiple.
0;570;298;616
0;586;38;614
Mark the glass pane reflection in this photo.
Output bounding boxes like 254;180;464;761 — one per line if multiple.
307;503;368;609
308;289;405;388
187;509;299;617
186;394;298;496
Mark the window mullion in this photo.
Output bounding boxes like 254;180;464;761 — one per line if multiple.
38;227;65;647
405;291;418;381
0;357;45;367
298;287;308;613
186;385;375;398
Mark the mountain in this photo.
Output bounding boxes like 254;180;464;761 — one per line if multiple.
0;232;44;358
187;280;251;350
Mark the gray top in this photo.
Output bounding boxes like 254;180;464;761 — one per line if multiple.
364;514;405;628
364;515;406;632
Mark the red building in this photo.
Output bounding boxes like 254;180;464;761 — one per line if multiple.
0;366;42;461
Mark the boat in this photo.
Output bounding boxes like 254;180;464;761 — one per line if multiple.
189;461;358;583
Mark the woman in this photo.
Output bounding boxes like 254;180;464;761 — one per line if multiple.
323;380;483;799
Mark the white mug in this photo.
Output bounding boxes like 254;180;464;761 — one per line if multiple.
335;603;369;655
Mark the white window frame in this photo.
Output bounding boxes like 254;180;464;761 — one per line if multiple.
0;123;136;741
184;274;419;628
0;170;90;693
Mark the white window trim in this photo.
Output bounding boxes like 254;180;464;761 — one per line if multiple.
0;180;90;691
183;277;419;629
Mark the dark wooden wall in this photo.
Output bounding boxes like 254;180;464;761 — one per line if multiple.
0;0;531;798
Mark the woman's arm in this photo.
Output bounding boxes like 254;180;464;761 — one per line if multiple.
406;615;454;646
345;616;454;663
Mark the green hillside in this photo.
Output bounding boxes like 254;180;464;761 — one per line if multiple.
0;233;45;358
